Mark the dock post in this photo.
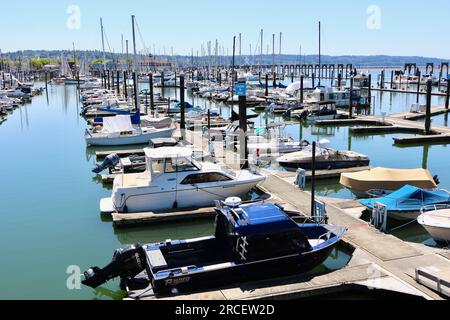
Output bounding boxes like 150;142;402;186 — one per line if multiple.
265;74;269;97
300;75;304;103
311;141;316;219
116;71;120;95
149;73;154;112
273;72;277;89
44;72;48;91
349;76;354;118
238;78;248;170
425;80;432;134
161;71;164;88
381;70;385;89
416;70;421;104
312;73;315;88
180;75;186;137
390;70;394;89
107;70;110;90
133;72;139;112
112;72;115;92
445;78;450;109
218;71;222;86
291;72;294;83
338;73;342;89
124;71;128;99
207;109;211;131
368;74;372;108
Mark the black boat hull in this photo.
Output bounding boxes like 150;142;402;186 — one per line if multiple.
279;159;370;171
124;243;337;298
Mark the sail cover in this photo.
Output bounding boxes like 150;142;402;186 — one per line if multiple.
103;115;134;133
360;185;450;212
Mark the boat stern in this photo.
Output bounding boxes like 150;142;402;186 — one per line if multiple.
100;198;115;214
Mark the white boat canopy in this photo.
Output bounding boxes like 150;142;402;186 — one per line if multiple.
144;147;193;160
103;115;134;133
285;81;313;95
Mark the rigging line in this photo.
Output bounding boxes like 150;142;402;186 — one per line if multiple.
134;18;148;54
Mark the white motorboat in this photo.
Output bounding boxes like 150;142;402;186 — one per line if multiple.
85;115;174;146
418;205;450;243
277;140;370;171
100;147;266;213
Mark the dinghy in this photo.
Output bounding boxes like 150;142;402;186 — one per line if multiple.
360;185;450;221
82;199;346;297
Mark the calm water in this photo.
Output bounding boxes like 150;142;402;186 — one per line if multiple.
0;83;353;300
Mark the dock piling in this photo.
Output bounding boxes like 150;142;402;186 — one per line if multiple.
425;80;432;134
446;79;450;109
149;73;154;111
180;75;186;134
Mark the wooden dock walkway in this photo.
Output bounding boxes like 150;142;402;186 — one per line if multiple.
317;106;450;145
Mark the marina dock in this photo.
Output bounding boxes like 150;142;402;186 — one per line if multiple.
139;170;450;301
123;124;450;301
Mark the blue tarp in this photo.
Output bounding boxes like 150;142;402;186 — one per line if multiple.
360;185;450;212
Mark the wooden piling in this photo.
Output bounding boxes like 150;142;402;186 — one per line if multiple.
265;74;269;96
416;70;421;104
446;79;450;110
300;75;304;103
133;72;139;111
349;76;354;118
425;80;432;134
238;88;248;170
149;73;154;111
180;75;186;132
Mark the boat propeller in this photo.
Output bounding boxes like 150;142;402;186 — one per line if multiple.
82;244;146;289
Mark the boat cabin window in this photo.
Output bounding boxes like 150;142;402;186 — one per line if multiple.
181;173;232;185
244;230;311;261
164;157;200;174
149;160;164;178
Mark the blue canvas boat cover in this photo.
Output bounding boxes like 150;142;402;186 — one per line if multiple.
360;185;450;212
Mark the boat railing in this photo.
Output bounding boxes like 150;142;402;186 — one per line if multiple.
420;204;450;214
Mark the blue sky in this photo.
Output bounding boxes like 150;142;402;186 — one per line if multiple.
1;0;449;58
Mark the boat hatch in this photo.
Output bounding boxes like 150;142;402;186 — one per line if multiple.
147;249;168;268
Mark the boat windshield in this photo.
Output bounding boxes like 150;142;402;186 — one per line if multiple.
164;156;201;173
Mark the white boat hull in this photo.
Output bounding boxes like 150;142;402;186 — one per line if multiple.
106;181;262;213
420;224;450;243
86;128;174;146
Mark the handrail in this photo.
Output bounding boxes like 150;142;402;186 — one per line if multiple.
420;204;450;214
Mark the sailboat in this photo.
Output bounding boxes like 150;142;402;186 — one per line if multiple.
85;112;174;146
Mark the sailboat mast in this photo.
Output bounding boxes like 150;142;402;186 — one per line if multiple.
318;21;321;86
279;32;282;76
272;33;275;74
260;29;263;72
131;15;138;73
100;18;106;72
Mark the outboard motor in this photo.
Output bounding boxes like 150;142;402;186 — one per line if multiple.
434;175;441;185
92;154;120;174
82;244;146;289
